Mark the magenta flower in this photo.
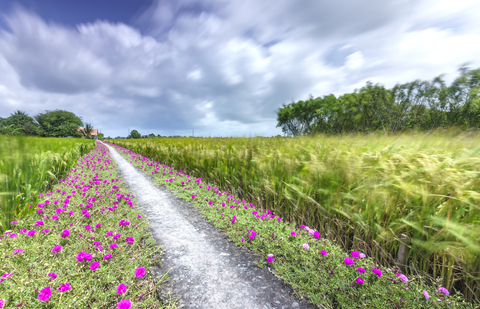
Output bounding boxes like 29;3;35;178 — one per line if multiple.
241;238;245;242
314;231;320;239
372;268;383;278
208;201;213;205
90;261;100;271
113;234;121;240
117;299;132;309
47;272;57;279
85;225;91;230
55;208;63;213
27;230;36;236
110;243;118;249
320;250;328;256
12;249;24;255
19;229;27;234
191;195;195;199
351;251;360;259
423;290;429;300
38;286;52;302
290;231;296;236
438;287;449;295
357;267;366;273
61;230;70;238
11;221;18;224
267;254;274;263
396;274;408;283
52;246;63;253
104;254;112;260
51;215;59;220
344;258;355;266
57;282;72;293
125;237;134;244
35;220;44;226
0;299;4;307
96;245;103;252
135;267;145;278
106;231;113;236
9;234;17;238
117;283;127;295
355;277;364;285
76;251;93;262
232;216;236;224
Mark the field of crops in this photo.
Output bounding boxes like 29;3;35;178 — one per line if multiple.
107;129;480;302
0;136;95;232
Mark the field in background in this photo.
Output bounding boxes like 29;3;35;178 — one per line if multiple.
0;136;95;232
108;129;480;302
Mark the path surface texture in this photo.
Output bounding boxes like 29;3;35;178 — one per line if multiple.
104;143;319;309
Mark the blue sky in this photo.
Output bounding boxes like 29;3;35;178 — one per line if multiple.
0;0;479;138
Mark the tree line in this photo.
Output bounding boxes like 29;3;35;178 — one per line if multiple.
276;64;480;135
0;109;97;138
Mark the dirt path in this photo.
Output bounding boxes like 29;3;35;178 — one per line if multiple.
104;143;318;309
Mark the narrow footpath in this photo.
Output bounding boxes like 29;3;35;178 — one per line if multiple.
103;143;319;309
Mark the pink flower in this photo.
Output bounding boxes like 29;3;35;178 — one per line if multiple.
117;299;132;309
35;220;44;226
52;246;63;253
0;299;4;307
232;216;236;223
11;221;18;224
95;223;102;228
55;208;63;213
303;243;309;250
117;283;127;295
355;277;364;285
438;287;449;295
27;230;36;237
351;251;360;259
90;261;100;271
396;274;408;283
372;268;383;278
110;243;118;249
208;201;213;205
125;237;134;244
113;234;121;240
314;231;320;239
104;254;112;260
191;195;195;199
359;253;366;258
320;250;327;256
135;267;145;278
38;286;52;302
241;238;245;242
423;290;429;300
290;231;296;236
61;230;70;238
106;231;113;236
85;225;91;230
47;272;57;279
267;254;274;263
76;251;93;262
57;282;71;292
12;249;24;255
344;258;355;266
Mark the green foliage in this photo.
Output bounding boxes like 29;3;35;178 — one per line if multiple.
118;146;476;308
0;136;95;232
34;110;83;137
80;123;94;139
277;65;480;135
107;129;480;302
127;130;141;139
0;111;38;136
0;145;176;308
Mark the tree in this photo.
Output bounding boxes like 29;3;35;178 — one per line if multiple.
0;111;38;135
148;133;155;138
80;123;94;139
35;110;83;137
98;133;105;139
127;129;141;139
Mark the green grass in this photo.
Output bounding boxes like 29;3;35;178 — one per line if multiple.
0;143;176;308
0;136;95;232
107;128;480;302
109;142;476;308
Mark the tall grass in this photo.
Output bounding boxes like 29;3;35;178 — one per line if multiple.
0;135;94;232
108;128;480;302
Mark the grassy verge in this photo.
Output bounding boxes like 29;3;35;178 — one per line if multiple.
0;142;177;308
107;142;477;309
0;136;96;232
105;130;480;301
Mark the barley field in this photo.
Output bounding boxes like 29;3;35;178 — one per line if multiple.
0;136;95;232
108;128;480;301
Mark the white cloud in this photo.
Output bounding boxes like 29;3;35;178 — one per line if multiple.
0;0;479;137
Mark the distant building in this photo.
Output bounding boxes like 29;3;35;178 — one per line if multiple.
78;128;99;139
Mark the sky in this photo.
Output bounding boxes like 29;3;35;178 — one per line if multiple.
0;0;479;138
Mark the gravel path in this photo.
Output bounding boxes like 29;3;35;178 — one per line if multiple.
104;143;319;309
